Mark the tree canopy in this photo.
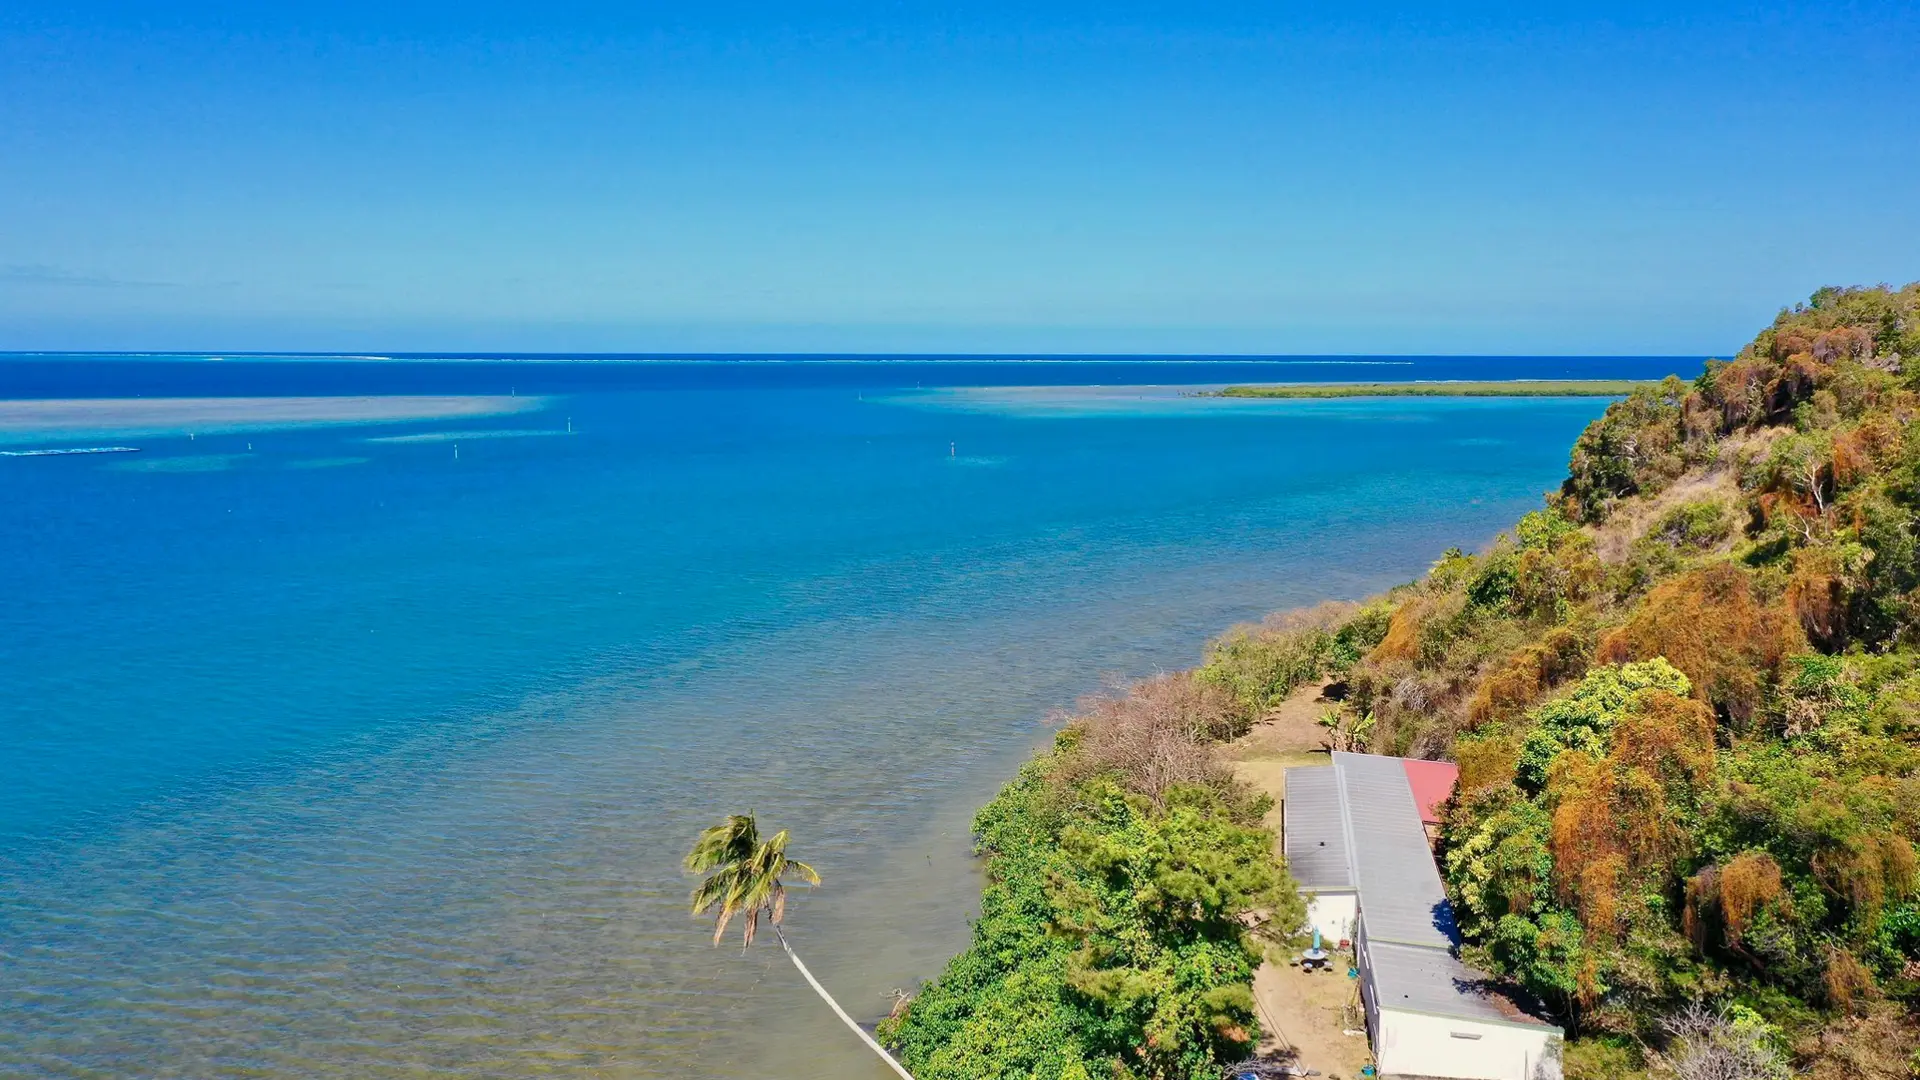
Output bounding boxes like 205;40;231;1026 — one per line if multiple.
883;682;1303;1080
1335;283;1920;1077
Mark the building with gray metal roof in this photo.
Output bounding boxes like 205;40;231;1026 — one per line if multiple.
1282;765;1353;891
1280;753;1563;1079
1335;751;1460;950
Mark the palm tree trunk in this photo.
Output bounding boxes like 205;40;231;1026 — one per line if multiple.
773;926;915;1079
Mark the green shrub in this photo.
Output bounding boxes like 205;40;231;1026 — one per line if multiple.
1561;376;1692;521
1194;627;1331;727
1561;1035;1646;1079
1514;659;1691;791
1648;499;1734;551
1330;603;1393;668
886;766;1300;1080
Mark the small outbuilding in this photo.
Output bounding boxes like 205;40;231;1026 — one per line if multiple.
1282;752;1564;1080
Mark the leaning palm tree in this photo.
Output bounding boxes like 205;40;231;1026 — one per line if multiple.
685;814;913;1079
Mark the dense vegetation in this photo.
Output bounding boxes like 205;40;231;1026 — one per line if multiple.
881;675;1305;1080
891;285;1920;1079
1344;284;1920;1078
1213;379;1657;399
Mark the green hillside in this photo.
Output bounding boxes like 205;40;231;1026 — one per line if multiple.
888;284;1920;1080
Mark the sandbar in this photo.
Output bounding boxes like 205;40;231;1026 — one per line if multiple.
0;395;546;444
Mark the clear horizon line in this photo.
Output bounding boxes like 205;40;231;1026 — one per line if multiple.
0;350;1719;362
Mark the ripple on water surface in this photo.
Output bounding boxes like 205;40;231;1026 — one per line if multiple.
0;371;1636;1078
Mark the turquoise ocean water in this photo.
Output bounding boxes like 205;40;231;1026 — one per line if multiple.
0;356;1688;1078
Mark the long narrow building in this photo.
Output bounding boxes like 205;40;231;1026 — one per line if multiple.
1282;752;1564;1080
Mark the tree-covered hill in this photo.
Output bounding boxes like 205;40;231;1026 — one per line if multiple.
1326;283;1920;1077
888;284;1920;1080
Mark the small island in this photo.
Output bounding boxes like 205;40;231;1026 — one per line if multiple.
1210;379;1656;399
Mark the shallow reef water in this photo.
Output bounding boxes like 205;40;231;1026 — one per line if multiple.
0;354;1681;1078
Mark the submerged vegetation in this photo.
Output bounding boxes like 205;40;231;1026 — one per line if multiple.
888;285;1920;1079
1212;379;1656;399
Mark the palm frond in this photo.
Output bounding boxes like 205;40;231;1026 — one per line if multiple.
684;813;824;949
689;874;732;916
683;814;758;873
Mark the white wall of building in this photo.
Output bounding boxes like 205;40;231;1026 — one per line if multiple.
1302;891;1357;944
1373;1007;1562;1080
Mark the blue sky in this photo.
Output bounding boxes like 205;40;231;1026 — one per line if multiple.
1;1;1915;354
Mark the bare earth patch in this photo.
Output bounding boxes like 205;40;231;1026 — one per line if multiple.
1232;677;1339;761
1249;956;1373;1079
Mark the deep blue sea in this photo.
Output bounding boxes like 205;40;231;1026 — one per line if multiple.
0;355;1691;1078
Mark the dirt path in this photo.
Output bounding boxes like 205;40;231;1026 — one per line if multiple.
1232;676;1339;761
1228;675;1336;843
1228;680;1375;1079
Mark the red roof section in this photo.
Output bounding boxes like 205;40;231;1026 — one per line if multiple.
1401;759;1460;824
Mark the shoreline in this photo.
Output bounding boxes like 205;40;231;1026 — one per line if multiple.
1207;379;1657;399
